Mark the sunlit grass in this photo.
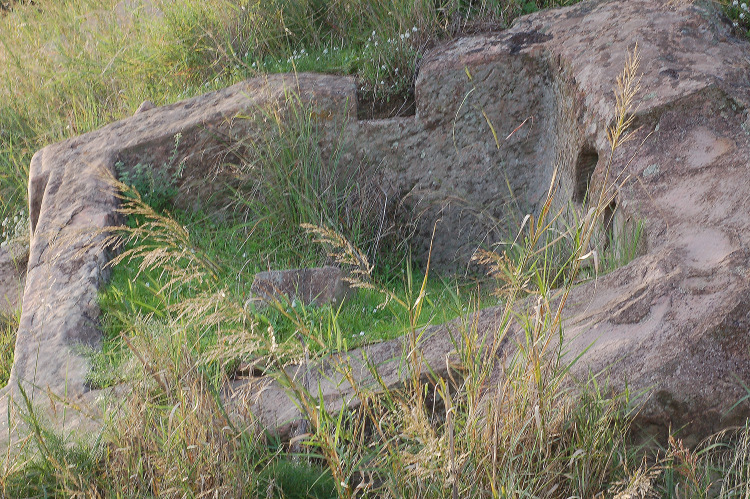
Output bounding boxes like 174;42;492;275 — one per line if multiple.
4;1;750;497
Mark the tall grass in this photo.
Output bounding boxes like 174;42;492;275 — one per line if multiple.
0;0;580;214
1;44;630;497
4;1;750;498
231;90;392;268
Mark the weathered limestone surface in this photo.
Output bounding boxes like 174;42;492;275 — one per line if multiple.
4;0;750;446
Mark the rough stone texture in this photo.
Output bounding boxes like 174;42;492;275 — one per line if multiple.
249;266;352;308
233;0;750;444
341;31;571;271
0;74;355;437
4;0;750;447
134;100;155;115
225;312;509;441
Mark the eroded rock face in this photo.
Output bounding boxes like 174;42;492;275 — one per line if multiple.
242;0;750;444
4;0;750;446
1;74;356;436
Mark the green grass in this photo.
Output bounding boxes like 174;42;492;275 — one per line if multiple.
88;83;506;389
0;0;581;216
3;0;750;497
0;312;17;386
724;0;750;39
92;202;498;389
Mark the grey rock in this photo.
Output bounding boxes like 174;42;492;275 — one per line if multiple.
134;100;155;115
0;74;355;440
249;266;352;308
235;0;750;444
4;0;750;449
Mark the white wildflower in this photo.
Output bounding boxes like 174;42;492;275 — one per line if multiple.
404;31;410;39
270;329;277;352
412;26;418;32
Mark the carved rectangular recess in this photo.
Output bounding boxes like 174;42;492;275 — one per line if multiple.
573;145;598;203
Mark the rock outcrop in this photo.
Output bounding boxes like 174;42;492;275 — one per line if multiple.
3;0;750;446
225;0;750;445
1;74;355;437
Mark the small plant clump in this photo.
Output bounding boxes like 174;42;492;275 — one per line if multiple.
115;134;186;213
0;311;17;386
0;208;28;260
358;26;421;100
0;208;26;388
727;0;750;37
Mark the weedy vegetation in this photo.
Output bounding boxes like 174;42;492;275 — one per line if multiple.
727;0;750;37
1;0;750;498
